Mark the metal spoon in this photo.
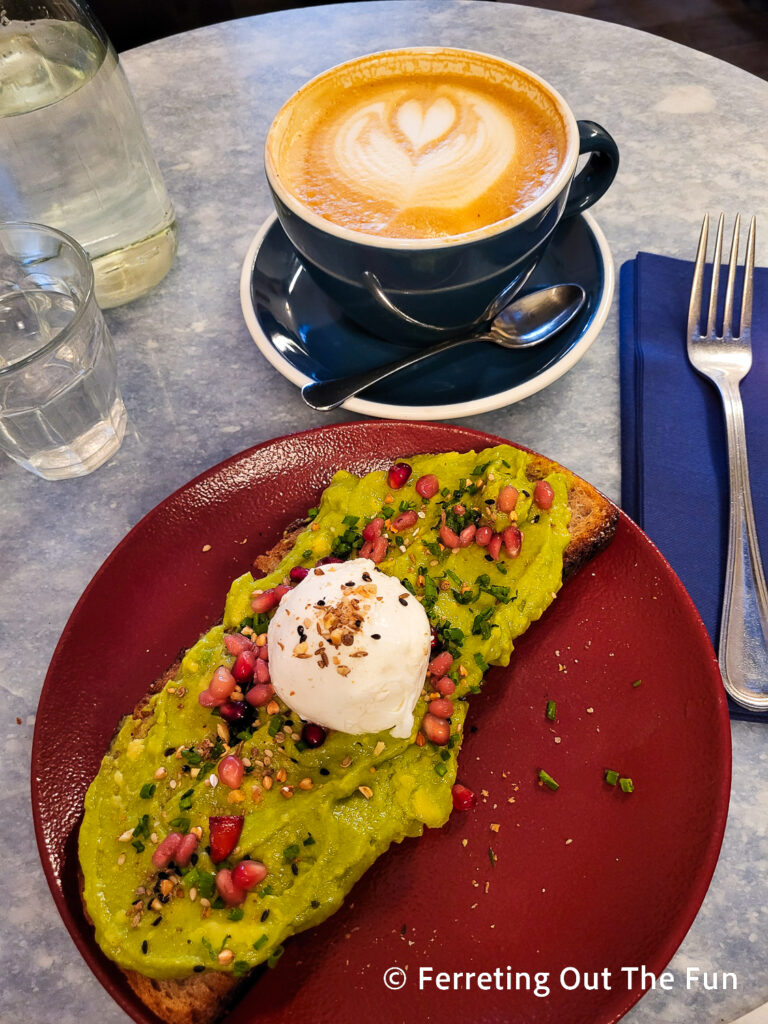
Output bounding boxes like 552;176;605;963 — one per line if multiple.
301;283;586;411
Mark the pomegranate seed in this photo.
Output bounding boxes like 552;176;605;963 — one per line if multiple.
224;633;253;656
232;648;256;682
362;517;384;542
475;526;492;548
503;524;522;558
246;682;274;707
488;533;503;561
317;555;343;565
273;584;292;602
452;784;477;810
435;675;455;696
458;524;476;547
302;723;327;748
453;504;466;516
534;480;554;510
219;755;245;789
198;688;221;708
440;524;459;548
174;833;199;868
387;462;412;489
429;650;453;676
290;565;309;582
215;868;244;906
219;700;250;724
209;666;236;701
254;658;271;684
497;485;518;513
430;625;439;649
415;474;439;499
258;644;269;661
152;832;182;870
251;589;280;614
422;713;450;745
428;697;454;719
390;510;418;532
208;815;243;863
360;540;373;559
371;536;388;564
231;859;268;891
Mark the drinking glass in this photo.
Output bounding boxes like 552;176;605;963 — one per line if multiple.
0;221;127;479
0;0;177;308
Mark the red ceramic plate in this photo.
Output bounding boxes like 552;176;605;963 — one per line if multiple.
32;421;731;1024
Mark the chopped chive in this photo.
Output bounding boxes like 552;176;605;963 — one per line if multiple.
253;934;268;950
228;907;244;922
434;762;448;777
131;839;145;853
268;715;283;737
546;700;557;721
474;652;489;672
439;748;450;761
139;782;156;799
179;788;194;810
619;777;635;793
267;945;285;969
232;960;250;977
604;769;620;786
488;846;497;868
538;769;559;791
283;843;300;862
632;679;642;688
168;816;190;832
303;834;316;846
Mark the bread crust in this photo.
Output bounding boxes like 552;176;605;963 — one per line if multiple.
86;455;617;1024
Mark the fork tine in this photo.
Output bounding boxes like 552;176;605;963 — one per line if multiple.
722;213;741;340
740;215;756;339
706;213;725;339
688;214;709;338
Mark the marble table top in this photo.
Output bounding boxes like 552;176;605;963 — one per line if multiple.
3;2;767;1022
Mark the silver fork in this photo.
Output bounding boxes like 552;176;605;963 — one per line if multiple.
687;213;768;712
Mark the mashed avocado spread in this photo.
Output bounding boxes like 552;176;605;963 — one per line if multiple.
80;446;570;978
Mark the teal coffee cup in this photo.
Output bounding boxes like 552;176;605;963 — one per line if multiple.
265;47;618;344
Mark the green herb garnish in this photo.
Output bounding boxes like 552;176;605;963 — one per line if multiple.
619;777;635;793
139;782;156;799
228;907;245;922
604;769;620;786
546;700;557;721
538;769;559;791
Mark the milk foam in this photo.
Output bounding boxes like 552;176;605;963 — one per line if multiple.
268;50;570;239
329;88;517;211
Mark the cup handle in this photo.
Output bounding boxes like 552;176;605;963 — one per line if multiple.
563;120;619;218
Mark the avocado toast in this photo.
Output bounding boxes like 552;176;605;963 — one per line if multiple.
79;444;617;1024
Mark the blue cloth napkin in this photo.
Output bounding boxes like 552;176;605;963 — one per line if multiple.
619;251;768;722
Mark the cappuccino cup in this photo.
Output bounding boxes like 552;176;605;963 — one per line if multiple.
265;47;618;344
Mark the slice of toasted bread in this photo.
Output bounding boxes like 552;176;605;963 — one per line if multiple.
98;453;617;1024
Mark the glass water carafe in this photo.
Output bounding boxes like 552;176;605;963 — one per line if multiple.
0;0;177;307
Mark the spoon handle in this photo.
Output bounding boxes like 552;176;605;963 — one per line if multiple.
301;333;486;411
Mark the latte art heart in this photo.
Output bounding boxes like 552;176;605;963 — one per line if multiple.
268;53;569;239
394;96;457;152
330;90;517;211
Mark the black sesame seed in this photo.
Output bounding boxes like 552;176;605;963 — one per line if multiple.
291;863;299;876
354;619;361;627
152;916;162;927
371;633;381;640
484;554;493;562
164;746;175;756
316;599;325;606
311;899;320;909
319;767;330;776
261;909;270;922
485;499;494;506
345;581;355;587
531;513;540;523
362;572;372;582
190;853;198;866
193;964;205;973
141;940;148;954
470;725;478;733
